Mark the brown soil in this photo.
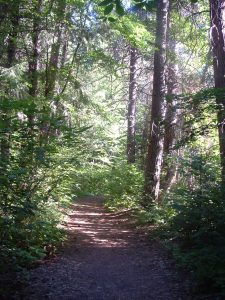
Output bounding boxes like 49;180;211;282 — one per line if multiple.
23;196;191;300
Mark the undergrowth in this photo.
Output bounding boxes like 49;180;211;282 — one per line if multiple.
153;152;225;297
155;186;225;297
72;159;143;211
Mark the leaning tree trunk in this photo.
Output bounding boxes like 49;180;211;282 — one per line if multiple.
144;0;169;202
210;0;225;184
127;46;138;163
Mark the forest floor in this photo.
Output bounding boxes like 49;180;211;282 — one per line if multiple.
22;196;191;300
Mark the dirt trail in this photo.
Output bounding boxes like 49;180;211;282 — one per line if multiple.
24;196;190;300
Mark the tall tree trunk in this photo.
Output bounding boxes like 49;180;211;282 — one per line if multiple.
1;1;20;161
141;100;151;168
161;4;178;194
162;57;178;192
127;46;138;163
43;0;66;138
210;0;225;184
0;2;8;24
144;0;169;202
45;0;66;98
0;2;9;61
6;1;20;68
26;0;42;164
60;31;68;68
29;0;42;98
0;1;20;209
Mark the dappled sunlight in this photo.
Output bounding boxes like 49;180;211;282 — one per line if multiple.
65;197;144;248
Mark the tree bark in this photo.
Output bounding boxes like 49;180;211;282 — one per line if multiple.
29;0;42;98
210;0;225;183
43;0;66;138
1;1;20;162
127;46;138;163
161;59;178;192
60;32;68;68
45;0;66;98
0;2;9;61
26;0;43;164
144;0;169;202
6;1;20;68
141;100;151;168
161;4;178;194
0;1;20;209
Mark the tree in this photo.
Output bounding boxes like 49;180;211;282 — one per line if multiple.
0;0;20;168
210;0;225;184
161;3;178;193
144;0;169;202
45;0;66;98
28;0;42;99
127;46;138;163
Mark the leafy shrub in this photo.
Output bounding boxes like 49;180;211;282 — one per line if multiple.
0;199;65;271
0;92;80;270
167;188;225;294
157;151;225;295
72;159;143;210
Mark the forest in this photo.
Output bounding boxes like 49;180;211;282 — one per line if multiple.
0;0;225;298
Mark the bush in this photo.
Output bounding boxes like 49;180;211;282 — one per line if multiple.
167;187;225;294
0;200;65;271
72;159;143;210
0;95;79;270
156;151;225;296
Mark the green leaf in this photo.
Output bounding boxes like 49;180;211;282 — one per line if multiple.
104;3;114;15
108;17;117;22
115;0;125;16
99;0;113;6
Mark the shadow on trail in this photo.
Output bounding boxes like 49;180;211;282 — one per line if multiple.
24;196;190;300
65;197;144;249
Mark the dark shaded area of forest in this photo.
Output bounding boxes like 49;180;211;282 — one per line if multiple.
0;0;225;298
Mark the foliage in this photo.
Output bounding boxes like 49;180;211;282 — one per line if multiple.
155;151;225;295
113;15;155;51
0;96;73;269
165;189;225;295
0;202;65;270
72;159;143;210
0;63;83;269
